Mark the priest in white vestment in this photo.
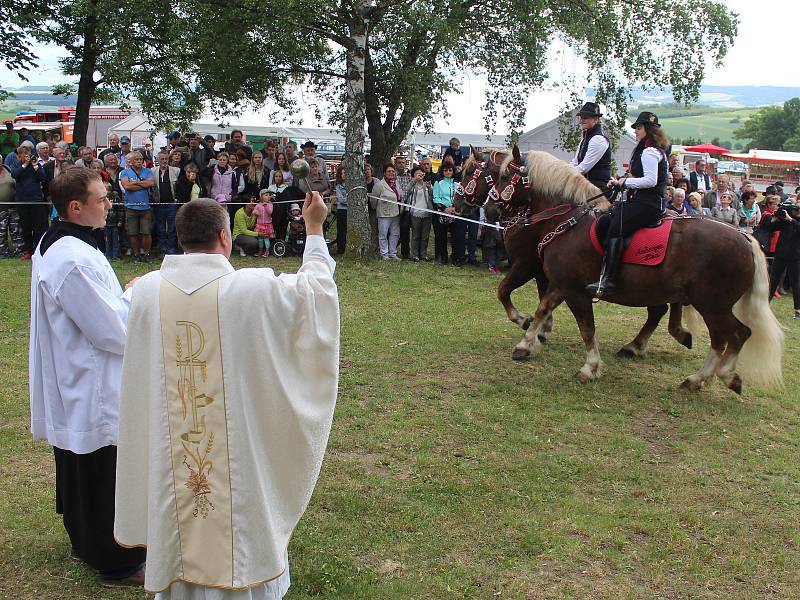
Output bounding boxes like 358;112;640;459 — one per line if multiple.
114;194;339;599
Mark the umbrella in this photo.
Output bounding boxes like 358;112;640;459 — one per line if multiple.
682;143;731;154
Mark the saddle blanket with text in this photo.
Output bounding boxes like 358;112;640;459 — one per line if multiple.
589;219;674;266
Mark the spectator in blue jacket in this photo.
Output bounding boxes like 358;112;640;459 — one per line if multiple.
11;144;48;259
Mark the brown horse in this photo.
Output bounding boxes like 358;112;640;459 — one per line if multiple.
456;150;693;360
457;146;783;392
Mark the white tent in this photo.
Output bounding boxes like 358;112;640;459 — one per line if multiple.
517;116;638;175
108;112;508;150
107;113;155;148
406;130;507;149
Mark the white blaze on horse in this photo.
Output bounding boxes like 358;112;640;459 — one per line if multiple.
457;146;783;393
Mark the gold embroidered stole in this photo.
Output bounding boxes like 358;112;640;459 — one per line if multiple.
160;279;234;586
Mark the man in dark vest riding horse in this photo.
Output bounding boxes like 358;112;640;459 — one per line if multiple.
569;102;612;194
587;111;669;299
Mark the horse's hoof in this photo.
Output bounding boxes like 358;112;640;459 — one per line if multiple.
616;347;639;359
679;378;702;392
522;317;533;330
575;370;594;384
682;333;693;350
727;374;743;395
512;348;531;361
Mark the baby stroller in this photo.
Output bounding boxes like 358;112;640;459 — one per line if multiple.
271;199;338;257
272;203;306;257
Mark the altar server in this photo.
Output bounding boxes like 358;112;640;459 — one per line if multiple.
29;166;146;586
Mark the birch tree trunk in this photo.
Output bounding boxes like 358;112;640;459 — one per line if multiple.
343;0;372;259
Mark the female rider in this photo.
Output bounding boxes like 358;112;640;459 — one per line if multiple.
587;111;669;298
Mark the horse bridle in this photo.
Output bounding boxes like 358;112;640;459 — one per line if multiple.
455;161;495;207
456;157;531;209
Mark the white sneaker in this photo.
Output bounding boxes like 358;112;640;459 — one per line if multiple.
239;248;246;257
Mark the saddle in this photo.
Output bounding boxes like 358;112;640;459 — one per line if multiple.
589;218;674;266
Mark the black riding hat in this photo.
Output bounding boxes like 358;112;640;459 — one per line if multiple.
631;111;660;128
577;102;602;118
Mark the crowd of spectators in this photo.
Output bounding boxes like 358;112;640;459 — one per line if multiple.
664;159;800;237
5;126;800;281
0;131;505;270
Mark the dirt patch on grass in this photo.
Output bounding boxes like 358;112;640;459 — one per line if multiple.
632;408;680;464
403;365;492;396
376;558;403;577
328;448;412;479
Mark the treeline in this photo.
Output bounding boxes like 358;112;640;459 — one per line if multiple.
733;98;800;152
636;103;726;119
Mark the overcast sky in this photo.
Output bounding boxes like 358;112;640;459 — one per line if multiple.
2;0;796;133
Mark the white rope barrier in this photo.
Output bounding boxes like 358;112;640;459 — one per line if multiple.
1;194;502;229
345;186;502;230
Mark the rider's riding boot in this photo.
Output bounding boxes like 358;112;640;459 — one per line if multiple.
586;236;624;299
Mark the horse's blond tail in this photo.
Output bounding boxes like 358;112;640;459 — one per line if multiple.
733;235;784;389
682;305;706;337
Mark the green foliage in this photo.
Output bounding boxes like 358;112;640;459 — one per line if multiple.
50;84;77;98
734;98;800;151
335;0;738;161
0;0;40;99
12;0;737;160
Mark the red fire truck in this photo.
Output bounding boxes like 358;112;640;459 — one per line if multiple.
9;106;131;146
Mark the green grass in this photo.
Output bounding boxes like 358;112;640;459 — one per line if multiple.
659;108;759;147
2;255;800;599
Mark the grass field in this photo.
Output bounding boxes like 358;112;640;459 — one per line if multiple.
658;108;759;147
2;255;800;599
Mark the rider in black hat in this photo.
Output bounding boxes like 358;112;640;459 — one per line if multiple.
570;102;612;194
587;111;669;299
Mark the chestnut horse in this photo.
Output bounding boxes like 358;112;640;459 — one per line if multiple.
458;146;783;392
456;150;693;360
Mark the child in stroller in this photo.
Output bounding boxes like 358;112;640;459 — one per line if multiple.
272;203;306;256
272;197;339;257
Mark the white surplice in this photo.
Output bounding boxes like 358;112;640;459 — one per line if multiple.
114;235;339;596
29;234;133;454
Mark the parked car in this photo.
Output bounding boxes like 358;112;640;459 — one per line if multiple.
315;142;346;161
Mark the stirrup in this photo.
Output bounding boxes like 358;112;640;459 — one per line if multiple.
586;281;605;302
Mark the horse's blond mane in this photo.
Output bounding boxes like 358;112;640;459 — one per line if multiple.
495;150;605;206
462;153;477;174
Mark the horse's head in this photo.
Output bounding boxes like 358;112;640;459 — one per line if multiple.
481;145;533;217
454;145;532;218
453;146;492;215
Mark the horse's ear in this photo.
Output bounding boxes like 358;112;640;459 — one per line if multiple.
471;145;480;160
512;144;521;164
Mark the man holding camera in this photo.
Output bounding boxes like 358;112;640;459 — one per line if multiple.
762;201;800;317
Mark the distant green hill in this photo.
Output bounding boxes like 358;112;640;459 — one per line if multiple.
648;107;759;150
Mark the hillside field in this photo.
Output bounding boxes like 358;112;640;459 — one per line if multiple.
658;108;759;147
